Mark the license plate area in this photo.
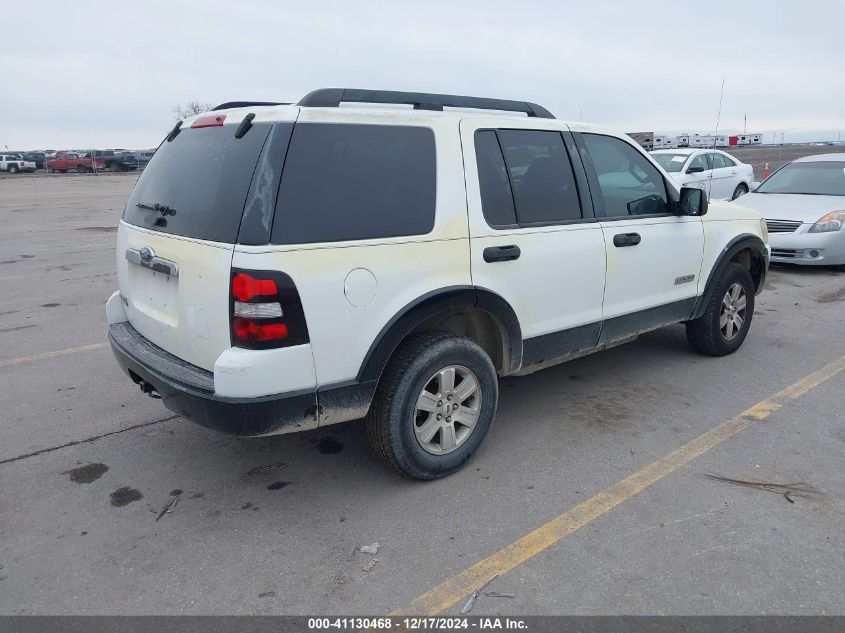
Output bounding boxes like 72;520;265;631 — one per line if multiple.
126;264;179;326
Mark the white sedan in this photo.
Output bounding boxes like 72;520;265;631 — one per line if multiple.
651;148;754;201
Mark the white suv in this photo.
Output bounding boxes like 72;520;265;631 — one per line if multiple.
107;89;770;479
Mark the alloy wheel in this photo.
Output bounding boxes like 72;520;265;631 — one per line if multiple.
413;365;482;455
720;282;747;341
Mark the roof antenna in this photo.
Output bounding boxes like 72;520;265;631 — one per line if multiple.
713;78;725;150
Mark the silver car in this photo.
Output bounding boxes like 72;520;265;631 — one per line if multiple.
739;153;845;266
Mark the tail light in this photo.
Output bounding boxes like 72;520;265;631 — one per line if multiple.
229;269;309;350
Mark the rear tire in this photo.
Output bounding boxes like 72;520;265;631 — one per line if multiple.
108;161;120;172
366;333;498;480
686;263;755;356
731;183;749;200
9;164;19;174
47;166;55;173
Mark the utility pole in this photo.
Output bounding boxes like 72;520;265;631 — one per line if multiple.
743;114;747;135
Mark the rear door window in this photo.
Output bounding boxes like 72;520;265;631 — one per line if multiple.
124;123;273;243
474;129;585;228
497;130;582;225
271;123;436;244
710;153;730;169
473;130;517;227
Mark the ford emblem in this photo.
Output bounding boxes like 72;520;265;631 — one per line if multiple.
139;246;155;263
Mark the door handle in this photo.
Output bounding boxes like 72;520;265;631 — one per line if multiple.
613;233;641;247
483;245;521;263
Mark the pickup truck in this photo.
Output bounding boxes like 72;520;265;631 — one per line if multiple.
47;152;108;173
22;152;46;169
1;154;35;173
84;150;139;172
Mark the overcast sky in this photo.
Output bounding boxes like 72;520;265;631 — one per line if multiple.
2;0;843;149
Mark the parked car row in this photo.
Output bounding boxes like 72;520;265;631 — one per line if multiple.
1;148;156;174
46;150;139;173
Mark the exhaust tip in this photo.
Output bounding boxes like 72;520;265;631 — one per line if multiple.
137;379;162;399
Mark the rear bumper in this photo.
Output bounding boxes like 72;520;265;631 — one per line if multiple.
109;322;319;436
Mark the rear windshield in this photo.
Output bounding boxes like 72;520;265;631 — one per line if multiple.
124;123;271;243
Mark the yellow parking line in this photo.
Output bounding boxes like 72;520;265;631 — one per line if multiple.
392;352;845;616
0;342;108;368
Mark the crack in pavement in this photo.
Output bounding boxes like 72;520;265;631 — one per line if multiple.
0;415;178;466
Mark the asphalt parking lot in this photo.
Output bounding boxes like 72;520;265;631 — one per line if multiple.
1;174;844;616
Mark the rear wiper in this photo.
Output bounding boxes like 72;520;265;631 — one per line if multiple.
234;112;256;139
166;121;182;142
136;202;176;216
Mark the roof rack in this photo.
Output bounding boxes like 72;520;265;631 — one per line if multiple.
297;88;555;119
212;101;287;111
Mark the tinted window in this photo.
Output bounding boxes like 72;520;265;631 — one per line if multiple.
474;130;517;226
581;134;671;217
272;124;436;244
124;123;272;243
720;154;736;167
497;130;581;224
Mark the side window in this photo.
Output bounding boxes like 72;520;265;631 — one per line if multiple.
721;154;736;167
688;154;709;171
474;130;517;227
711;153;730;169
271;124;436;244
497;130;582;224
581;134;671;217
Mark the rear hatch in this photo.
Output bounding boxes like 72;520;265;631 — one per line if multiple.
116;109;294;371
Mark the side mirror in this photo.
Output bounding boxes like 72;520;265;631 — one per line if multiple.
679;186;708;216
686;165;705;174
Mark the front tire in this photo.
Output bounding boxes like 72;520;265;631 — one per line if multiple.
366;333;498;480
731;183;749;200
108;161;120;172
686;263;755;356
76;165;87;173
